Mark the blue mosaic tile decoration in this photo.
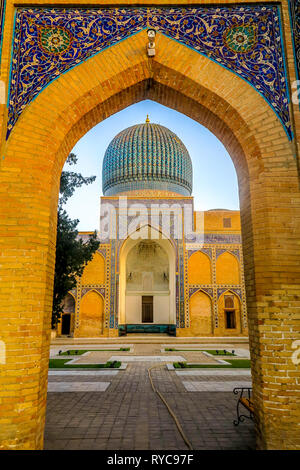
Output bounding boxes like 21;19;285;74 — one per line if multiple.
231;288;242;299
178;239;185;328
103;122;192;196
109;239;117;329
7;5;291;139
97;247;107;259
189;287;213;298
217;288;229;299
217;287;242;299
81;287;105;298
204;233;242;244
187;233;242;244
187;248;212;259
216;248;227;259
216;248;240;259
289;0;300;90
0;0;5;63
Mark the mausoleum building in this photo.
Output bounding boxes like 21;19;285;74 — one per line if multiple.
58;119;247;338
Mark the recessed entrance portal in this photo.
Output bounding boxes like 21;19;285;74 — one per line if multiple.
120;229;176;329
142;296;153;323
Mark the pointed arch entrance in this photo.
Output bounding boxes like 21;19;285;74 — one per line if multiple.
119;225;176;331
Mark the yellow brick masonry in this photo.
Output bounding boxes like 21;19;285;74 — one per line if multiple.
0;0;299;450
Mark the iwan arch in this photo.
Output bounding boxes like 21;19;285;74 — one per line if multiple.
0;0;299;451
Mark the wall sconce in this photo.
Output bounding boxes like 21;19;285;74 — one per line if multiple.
147;28;156;57
127;272;133;281
163;272;169;282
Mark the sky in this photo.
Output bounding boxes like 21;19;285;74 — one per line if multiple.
63;100;239;231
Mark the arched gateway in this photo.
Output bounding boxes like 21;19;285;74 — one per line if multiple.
0;1;299;450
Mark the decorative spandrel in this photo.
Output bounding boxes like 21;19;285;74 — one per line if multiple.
7;5;291;139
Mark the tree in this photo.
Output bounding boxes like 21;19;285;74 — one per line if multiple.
52;153;100;328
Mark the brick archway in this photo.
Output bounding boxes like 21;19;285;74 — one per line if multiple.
0;30;299;450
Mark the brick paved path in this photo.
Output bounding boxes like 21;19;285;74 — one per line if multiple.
45;359;255;450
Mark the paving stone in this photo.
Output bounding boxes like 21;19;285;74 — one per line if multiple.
182;380;252;392
49;370;119;376
47;381;111;392
175;369;251;376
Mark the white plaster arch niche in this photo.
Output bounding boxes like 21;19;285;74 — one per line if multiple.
118;225;176;326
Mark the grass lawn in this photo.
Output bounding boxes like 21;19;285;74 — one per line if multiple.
49;359;121;369
165;348;236;356
173;359;251;369
59;348;129;356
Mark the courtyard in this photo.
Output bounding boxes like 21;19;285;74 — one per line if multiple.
45;338;255;450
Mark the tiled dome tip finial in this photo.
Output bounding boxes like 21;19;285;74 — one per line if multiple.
145;114;150;123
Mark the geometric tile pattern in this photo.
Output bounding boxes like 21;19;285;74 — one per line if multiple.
189;287;213;299
236;247;248;329
188;234;242;244
219;287;242;299
7;5;291;139
216;248;229;259
187;247;212;259
80;287;105;299
216;248;240;260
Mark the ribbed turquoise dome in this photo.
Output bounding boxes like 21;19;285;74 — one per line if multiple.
102;121;193;196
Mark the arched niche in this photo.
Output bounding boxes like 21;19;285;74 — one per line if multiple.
218;290;242;334
78;290;104;337
189;290;213;336
81;252;105;285
60;292;76;336
188;251;211;284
